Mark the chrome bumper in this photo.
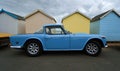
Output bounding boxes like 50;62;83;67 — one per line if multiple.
105;45;108;47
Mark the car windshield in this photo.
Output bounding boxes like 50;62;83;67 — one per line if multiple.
45;26;65;35
34;28;43;34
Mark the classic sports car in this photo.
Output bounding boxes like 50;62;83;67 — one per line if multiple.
10;24;107;57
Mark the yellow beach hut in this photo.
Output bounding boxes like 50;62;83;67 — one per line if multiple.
62;11;91;34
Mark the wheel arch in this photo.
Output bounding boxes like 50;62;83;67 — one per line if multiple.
86;38;104;47
84;38;103;56
23;38;43;50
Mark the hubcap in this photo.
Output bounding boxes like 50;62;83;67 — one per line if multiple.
27;43;39;55
86;43;98;55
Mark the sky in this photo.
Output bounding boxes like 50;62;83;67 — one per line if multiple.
0;0;120;22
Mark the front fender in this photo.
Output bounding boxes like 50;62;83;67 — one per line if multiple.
82;38;107;49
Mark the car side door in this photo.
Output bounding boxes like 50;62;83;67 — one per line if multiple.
44;26;70;50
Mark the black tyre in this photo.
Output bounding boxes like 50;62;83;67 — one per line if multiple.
84;41;102;56
25;40;42;57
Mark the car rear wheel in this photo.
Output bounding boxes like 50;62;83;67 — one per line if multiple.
25;40;42;57
84;41;101;56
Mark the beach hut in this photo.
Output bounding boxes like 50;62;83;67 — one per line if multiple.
62;11;91;34
0;9;25;35
25;10;56;33
91;9;120;41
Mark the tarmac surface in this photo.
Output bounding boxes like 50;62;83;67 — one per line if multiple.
0;45;120;71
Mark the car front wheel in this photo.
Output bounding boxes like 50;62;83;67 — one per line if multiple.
25;40;42;57
84;41;101;56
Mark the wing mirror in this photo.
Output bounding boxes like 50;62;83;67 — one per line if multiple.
66;31;72;34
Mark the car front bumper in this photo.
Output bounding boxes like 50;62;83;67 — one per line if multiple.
105;45;108;47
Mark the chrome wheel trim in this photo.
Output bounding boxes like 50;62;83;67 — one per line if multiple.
27;43;39;55
86;43;99;55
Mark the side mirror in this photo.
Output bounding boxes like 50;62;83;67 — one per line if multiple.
66;31;72;34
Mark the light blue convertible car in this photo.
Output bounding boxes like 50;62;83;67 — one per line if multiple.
10;24;107;57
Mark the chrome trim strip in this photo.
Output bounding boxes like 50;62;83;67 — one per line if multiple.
10;46;21;48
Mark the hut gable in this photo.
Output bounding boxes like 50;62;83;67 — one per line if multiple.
62;11;90;22
25;10;56;22
91;9;120;22
0;9;24;20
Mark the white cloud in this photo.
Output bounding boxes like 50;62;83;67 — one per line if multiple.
0;0;120;22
